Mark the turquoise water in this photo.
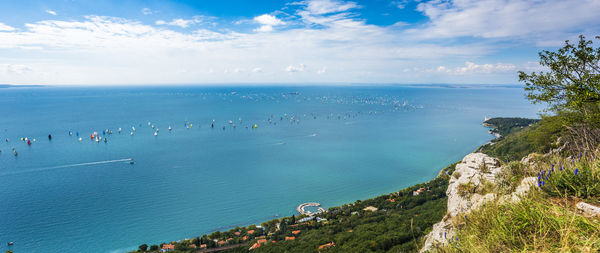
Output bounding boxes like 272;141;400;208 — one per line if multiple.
0;85;541;252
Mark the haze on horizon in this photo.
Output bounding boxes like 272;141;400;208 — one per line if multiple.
0;0;598;86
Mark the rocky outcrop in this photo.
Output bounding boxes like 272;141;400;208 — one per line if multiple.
420;153;536;253
576;202;600;217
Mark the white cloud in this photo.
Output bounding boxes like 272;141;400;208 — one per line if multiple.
46;10;57;16
0;0;596;85
391;0;409;9
0;22;15;31
436;62;516;75
303;0;359;15
253;14;285;32
4;64;32;75
141;8;154;15
156;17;203;28
410;0;600;43
286;64;306;72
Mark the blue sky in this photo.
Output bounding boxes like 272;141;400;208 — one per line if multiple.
0;0;598;85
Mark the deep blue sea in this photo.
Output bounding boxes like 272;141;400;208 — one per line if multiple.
0;85;542;252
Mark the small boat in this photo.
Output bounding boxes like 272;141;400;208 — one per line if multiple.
7;241;14;246
168;126;172;131
130;161;135;165
154;132;158;136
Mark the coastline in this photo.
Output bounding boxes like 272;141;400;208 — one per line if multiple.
128;133;497;252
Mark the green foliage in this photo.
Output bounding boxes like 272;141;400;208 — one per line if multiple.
538;153;600;200
479;115;565;161
457;182;477;198
138;244;147;252
442;192;600;252
149;245;158;251
519;35;600;127
483;117;540;136
496;161;532;194
249;178;449;252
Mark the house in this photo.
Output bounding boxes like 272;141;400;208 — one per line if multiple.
199;244;207;249
161;244;175;252
249;243;261;250
318;242;336;250
285;236;295;240
218;240;226;246
189;244;197;248
363;206;378;212
257;239;267;244
386;198;396;202
242;236;248;241
413;187;427;196
234;231;241;236
316;217;327;222
292;230;301;235
247;229;255;235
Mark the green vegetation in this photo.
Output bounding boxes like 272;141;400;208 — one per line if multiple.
538;153;600;201
440;152;600;252
520;35;600;150
483;117;540;136
442;191;600;252
478;115;565;161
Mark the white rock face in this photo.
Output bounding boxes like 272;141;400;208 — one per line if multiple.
576;202;600;217
421;152;543;252
421;153;501;252
445;153;501;217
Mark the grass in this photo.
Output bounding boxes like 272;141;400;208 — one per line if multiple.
439;151;600;253
537;152;600;202
440;191;600;252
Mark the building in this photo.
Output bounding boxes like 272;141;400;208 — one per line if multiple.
161;244;175;252
318;242;336;250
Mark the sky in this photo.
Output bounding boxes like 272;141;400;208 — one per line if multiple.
0;0;599;85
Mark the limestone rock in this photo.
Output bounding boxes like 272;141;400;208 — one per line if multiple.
576;202;600;217
421;153;500;253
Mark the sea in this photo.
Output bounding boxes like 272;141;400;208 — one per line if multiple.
0;85;543;252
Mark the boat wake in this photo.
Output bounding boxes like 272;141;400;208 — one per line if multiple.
0;158;133;176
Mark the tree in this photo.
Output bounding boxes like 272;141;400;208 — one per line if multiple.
149;245;159;251
138;244;148;252
519;35;600;149
520;35;600;118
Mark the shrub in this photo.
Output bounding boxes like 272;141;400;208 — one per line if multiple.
457;182;477;198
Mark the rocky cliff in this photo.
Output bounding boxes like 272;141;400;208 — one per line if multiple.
420;153;536;252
